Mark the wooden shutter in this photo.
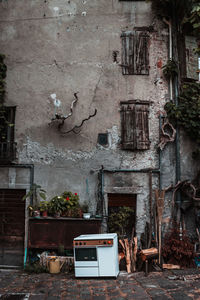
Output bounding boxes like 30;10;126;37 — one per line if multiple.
121;104;136;150
121;102;150;150
135;104;150;150
121;31;149;75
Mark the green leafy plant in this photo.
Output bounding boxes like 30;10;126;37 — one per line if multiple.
48;196;66;215
162;59;178;79
147;0;194;22
108;206;135;238
164;81;200;158
61;191;79;209
22;183;47;207
148;0;200;54
39;200;49;212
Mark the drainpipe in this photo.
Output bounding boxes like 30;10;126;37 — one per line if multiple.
163;17;181;214
159;115;163;190
163;18;173;101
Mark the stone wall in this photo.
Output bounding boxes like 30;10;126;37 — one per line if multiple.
0;0;171;240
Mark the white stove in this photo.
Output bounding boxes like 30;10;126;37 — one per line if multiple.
73;233;119;278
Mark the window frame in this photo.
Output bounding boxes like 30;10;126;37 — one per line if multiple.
0;106;16;163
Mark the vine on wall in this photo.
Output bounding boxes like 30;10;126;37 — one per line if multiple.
164;81;200;158
148;0;200;54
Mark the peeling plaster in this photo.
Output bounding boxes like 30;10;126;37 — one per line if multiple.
48;0;77;20
107;126;120;150
19;137;97;165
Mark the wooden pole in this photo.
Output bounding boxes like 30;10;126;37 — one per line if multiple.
155;189;165;265
148;171;153;248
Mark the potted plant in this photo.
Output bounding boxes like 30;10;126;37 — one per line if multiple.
22;184;47;218
61;191;81;217
48;196;66;217
80;201;91;219
39;201;49;217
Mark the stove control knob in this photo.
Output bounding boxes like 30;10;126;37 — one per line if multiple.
84;242;86;245
79;242;82;245
75;242;78;245
103;241;106;244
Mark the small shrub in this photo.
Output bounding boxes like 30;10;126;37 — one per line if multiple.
162;223;195;268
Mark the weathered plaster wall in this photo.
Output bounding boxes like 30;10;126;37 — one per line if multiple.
0;0;170;239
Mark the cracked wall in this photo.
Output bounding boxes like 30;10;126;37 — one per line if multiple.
0;0;171;239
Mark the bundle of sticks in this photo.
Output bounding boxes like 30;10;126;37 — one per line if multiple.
119;228;138;273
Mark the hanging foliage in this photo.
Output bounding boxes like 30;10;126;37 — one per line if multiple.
162;59;178;80
164;81;200;158
147;0;194;22
148;0;200;54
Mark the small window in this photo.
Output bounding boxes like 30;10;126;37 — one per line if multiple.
185;36;199;81
120;101;150;150
0;106;16;163
121;30;149;75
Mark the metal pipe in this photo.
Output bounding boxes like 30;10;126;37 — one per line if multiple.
163;18;173;101
174;77;181;206
103;168;160;173
159;115;163;190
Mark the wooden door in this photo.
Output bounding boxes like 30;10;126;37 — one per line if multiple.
0;189;26;267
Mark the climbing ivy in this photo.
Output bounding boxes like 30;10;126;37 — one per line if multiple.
148;0;200;54
162;59;178;80
147;0;193;22
164;82;200;158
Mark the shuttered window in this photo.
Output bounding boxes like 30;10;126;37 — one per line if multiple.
0;106;16;162
121;30;149;75
121;101;150;150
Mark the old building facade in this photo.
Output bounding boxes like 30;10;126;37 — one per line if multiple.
0;0;199;267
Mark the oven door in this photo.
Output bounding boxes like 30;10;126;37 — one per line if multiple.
74;247;98;267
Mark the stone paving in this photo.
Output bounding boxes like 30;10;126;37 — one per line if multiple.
0;269;200;300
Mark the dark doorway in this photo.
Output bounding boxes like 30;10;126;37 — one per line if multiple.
107;193;136;238
0;189;26;267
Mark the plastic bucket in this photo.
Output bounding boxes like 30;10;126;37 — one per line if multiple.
49;259;60;274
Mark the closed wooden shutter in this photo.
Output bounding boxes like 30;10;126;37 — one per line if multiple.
135;104;150;150
121;105;136;150
121;102;150;150
121;31;149;75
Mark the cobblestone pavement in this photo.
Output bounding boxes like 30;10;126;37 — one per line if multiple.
0;269;200;300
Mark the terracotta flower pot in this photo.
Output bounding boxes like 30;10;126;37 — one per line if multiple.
42;210;48;217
